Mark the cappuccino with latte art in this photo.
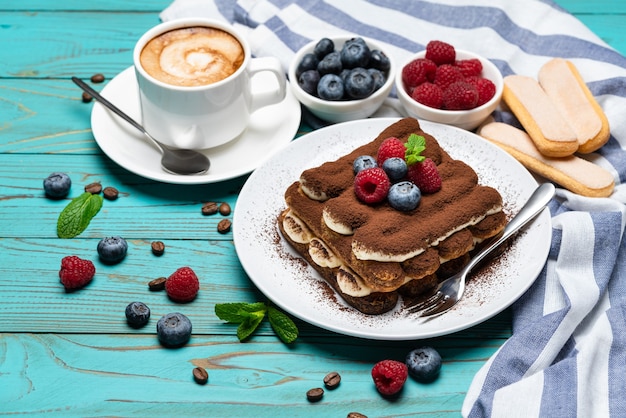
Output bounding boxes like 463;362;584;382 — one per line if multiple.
133;18;286;150
139;26;245;87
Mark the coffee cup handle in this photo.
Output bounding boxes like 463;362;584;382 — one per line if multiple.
247;57;287;113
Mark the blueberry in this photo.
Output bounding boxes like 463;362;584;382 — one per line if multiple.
157;312;192;347
340;38;371;69
97;236;128;264
369;49;391;72
43;172;71;199
388;181;421;211
317;74;345;101
382;157;408;182
296;53;319;78
125;301;150;328
317;51;342;75
344;68;375;99
368;68;386;91
405;346;442;382
353;155;377;174
298;69;320;96
314;38;335;59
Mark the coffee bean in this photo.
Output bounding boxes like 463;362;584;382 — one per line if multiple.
81;92;93;103
103;186;119;200
202;202;218;215
151;241;165;256
84;182;102;194
347;413;367;418
218;202;231;216
91;73;105;83
148;277;167;291
306;387;324;402
217;219;231;234
323;371;341;389
193;366;209;385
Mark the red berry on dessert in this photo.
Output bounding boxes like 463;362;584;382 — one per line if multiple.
406;158;442;194
376;137;406;165
353;167;391;204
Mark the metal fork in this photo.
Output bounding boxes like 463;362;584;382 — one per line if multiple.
406;182;555;319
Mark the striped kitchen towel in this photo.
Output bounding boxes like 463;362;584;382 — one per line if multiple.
161;1;626;416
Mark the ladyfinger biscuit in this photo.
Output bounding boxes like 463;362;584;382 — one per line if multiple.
538;58;610;154
503;75;579;157
478;122;614;198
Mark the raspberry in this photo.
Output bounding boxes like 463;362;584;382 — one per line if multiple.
433;64;464;91
407;158;442;194
442;81;479;110
377;137;406;165
371;360;408;396
466;76;496;106
455;58;482;77
165;267;200;303
425;40;455;65
59;256;95;290
354;167;390;204
411;82;443;109
401;58;436;89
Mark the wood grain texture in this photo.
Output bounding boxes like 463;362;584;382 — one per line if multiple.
1;0;624;416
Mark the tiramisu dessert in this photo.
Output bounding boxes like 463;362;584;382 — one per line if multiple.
278;118;506;315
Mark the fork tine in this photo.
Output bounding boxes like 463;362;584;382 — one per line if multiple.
406;290;444;314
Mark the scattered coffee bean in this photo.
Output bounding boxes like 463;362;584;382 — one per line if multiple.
218;202;231;216
347;413;368;418
103;186;119;200
84;182;102;194
193;366;209;385
151;241;165;256
81;92;93;103
217;219;231;234
306;387;324;402
202;202;218;215
91;73;105;83
323;371;341;389
148;277;167;291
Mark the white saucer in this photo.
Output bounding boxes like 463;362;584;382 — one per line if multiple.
90;66;301;184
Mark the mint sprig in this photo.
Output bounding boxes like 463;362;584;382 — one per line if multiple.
57;192;103;238
404;133;427;165
215;302;299;343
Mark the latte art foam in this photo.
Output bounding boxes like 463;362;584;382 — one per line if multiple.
140;27;245;87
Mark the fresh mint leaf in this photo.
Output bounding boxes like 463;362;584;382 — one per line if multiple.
405;133;427;166
267;306;299;344
215;302;267;323
57;192;103;238
215;302;299;343
236;310;266;341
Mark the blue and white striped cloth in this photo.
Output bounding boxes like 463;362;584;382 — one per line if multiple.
161;1;626;416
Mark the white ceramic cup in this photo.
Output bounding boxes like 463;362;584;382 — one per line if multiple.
133;18;286;150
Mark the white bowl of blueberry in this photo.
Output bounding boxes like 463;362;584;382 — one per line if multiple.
289;35;395;123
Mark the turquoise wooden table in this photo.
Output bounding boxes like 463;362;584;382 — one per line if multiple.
1;1;624;416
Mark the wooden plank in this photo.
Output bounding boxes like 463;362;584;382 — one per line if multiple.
0;0;172;11
0;153;248;239
0;331;508;415
0;12;162;78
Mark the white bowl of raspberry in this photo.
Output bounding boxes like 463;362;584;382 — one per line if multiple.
395;41;503;131
289;35;395;123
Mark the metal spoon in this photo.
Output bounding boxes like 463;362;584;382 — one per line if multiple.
72;76;210;175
